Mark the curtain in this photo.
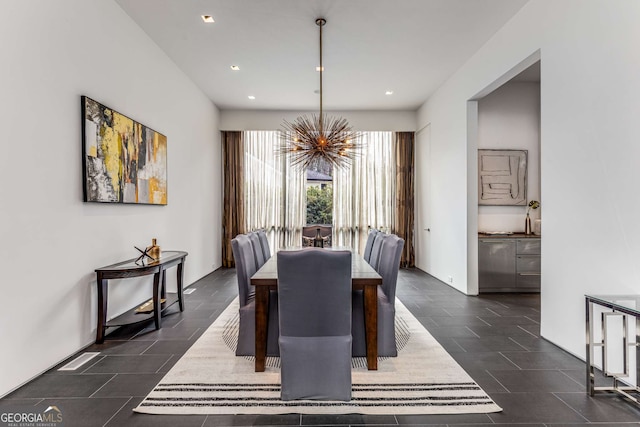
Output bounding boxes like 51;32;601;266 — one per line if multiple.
221;131;245;268
394;132;415;268
244;131;305;252
281;150;307;248
333;131;395;254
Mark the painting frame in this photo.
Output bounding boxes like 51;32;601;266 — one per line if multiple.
478;149;527;206
81;96;167;205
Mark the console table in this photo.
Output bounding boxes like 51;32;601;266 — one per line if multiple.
585;294;640;405
94;251;188;344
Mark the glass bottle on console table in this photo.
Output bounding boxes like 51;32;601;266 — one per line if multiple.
313;228;324;248
148;238;161;260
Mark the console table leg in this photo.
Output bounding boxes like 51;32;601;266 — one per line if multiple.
161;267;167;300
96;277;108;344
177;260;185;311
153;271;163;330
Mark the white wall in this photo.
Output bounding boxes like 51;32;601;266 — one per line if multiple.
221;110;416;131
478;82;541;232
416;0;640;358
0;0;221;396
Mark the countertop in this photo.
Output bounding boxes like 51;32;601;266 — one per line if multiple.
478;233;541;239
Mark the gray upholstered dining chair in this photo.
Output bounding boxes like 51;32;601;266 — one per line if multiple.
352;234;405;357
257;229;271;260
363;229;379;263
248;231;266;269
277;248;352;401
367;231;387;270
231;234;279;356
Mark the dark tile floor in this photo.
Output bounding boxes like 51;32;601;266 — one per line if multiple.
3;268;640;426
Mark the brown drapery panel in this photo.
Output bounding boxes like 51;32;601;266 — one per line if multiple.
222;131;245;268
394;132;415;268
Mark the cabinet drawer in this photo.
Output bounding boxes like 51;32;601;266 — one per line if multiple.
478;240;516;290
517;239;540;255
516;255;540;272
516;272;541;288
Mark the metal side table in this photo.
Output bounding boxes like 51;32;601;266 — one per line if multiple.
585;294;640;404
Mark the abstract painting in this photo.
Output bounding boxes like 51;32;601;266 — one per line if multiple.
82;96;167;205
478;149;527;205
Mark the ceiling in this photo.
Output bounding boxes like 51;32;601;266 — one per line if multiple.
114;0;529;111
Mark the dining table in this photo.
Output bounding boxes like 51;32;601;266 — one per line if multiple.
250;248;382;372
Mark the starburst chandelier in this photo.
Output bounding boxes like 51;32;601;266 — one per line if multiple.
279;18;362;170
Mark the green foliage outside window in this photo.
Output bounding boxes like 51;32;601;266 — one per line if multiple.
306;185;333;225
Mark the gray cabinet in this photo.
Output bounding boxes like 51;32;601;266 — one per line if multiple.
479;236;540;292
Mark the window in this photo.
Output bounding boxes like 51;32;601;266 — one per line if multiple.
305;158;333;226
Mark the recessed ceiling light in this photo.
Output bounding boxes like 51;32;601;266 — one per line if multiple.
385;90;394;95
315;66;325;72
248;95;256;100
201;15;215;23
230;65;240;71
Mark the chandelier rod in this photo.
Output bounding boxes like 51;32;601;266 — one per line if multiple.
316;18;326;131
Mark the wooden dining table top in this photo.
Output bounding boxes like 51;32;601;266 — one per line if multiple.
250;247;382;286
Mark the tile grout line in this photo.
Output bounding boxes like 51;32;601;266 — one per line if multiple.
498;351;524;370
477;316;493;326
524;315;541;325
155;354;176;374
465;326;482;338
517;324;540;338
485;369;511;393
88;373;117;398
80;355;107;374
101;396;133;427
139;340;158;355
550;391;591;423
508;336;532;351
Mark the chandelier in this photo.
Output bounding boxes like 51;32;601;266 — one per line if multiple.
279;18;362;170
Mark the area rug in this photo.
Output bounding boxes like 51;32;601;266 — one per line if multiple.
134;298;502;415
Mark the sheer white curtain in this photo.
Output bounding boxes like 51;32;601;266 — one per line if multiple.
333;131;395;253
244;131;306;252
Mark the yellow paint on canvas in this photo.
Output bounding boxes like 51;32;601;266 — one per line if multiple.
153;133;167;163
88;145;97;157
149;132;167;204
113;111;134;136
99;124;122;196
148;177;167;204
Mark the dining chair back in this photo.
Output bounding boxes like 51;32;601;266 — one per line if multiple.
352;233;404;358
277;248;352;401
368;232;387;270
231;234;256;307
231;233;279;356
248;231;266;269
363;229;379;262
257;229;271;260
378;234;405;302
